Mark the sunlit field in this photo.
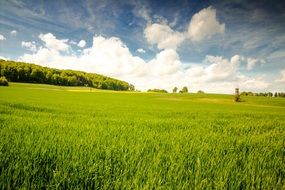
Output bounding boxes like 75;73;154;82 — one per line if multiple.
0;83;284;189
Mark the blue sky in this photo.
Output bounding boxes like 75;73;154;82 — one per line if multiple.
0;0;285;93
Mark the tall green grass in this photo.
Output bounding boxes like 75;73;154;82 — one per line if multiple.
0;83;284;189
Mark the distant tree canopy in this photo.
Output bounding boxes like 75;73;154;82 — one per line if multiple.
0;60;135;91
241;91;285;98
197;90;204;94
275;92;285;97
172;87;178;93
240;91;254;96
179;86;188;93
147;89;168;93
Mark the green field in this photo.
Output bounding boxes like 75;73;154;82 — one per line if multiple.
0;83;284;189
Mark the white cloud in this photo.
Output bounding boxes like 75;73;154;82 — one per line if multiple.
246;58;262;71
77;40;86;48
205;55;240;81
70;40;77;45
181;55;269;93
38;33;69;52
137;48;146;53
0;56;9;60
10;30;17;36
18;33;276;93
21;41;37;52
78;36;146;77
134;6;152;23
143;7;225;50
148;49;181;76
185;76;269;94
186;55;241;82
19;34;182;89
0;34;6;41
144;23;185;50
187;6;225;41
275;69;285;83
182;55;268;91
19;35;146;77
19;47;78;70
238;75;269;90
246;58;258;70
246;58;265;70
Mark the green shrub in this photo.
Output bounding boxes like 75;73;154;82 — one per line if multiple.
0;76;8;86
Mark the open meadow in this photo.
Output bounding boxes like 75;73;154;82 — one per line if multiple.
0;83;285;189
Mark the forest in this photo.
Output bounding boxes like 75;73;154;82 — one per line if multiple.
0;60;134;91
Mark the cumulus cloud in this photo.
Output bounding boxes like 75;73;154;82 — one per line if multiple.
143;6;225;50
77;40;86;48
148;49;181;76
184;67;269;93
246;58;265;70
187;6;225;41
39;33;69;52
275;69;285;83
144;23;185;50
77;36;146;77
22;41;37;52
10;30;17;36
19;34;146;77
238;76;269;90
186;55;241;82
137;48;146;53
18;33;273;93
0;34;6;41
19;33;182;89
186;76;269;94
19;47;78;70
205;55;240;81
180;55;270;93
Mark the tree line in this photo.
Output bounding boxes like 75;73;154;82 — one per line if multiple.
147;89;168;93
241;91;285;98
0;60;135;91
147;86;189;93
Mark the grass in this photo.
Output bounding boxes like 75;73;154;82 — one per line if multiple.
0;83;284;189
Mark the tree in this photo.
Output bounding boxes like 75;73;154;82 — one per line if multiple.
172;87;178;93
180;86;188;93
234;88;240;102
67;76;77;86
129;84;135;91
46;71;53;84
197;90;204;94
274;92;278;97
51;74;60;85
31;68;44;83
